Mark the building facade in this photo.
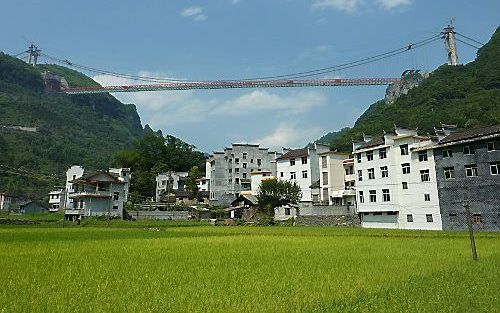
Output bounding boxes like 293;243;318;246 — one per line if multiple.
155;172;189;202
48;189;65;213
433;125;500;231
318;151;355;206
0;193;11;212
354;128;442;230
207;144;279;205
276;143;330;205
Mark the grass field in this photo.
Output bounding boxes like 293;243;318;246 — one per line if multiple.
0;226;498;312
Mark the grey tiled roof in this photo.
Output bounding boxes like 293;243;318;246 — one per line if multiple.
276;148;308;160
356;136;385;150
439;124;500;144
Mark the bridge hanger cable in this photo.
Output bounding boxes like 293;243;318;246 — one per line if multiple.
454;38;481;50
39;34;441;84
455;32;485;46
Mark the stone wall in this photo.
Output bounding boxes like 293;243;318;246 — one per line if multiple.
295;215;361;227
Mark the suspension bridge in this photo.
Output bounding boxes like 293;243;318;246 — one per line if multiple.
14;22;483;95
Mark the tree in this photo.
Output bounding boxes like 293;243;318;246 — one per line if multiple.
256;178;302;212
186;166;200;200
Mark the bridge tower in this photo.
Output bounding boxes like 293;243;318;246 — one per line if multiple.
26;44;41;66
442;20;459;65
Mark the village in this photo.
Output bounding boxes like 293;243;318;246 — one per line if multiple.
2;123;498;231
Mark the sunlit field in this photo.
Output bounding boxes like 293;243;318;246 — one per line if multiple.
0;226;498;312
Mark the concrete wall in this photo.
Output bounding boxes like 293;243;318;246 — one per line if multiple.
295;215;361;227
434;137;500;231
128;210;189;220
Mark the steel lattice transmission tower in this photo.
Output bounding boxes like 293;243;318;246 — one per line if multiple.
26;44;41;66
442;19;459;65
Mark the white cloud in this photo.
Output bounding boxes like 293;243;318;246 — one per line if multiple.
254;123;324;150
311;0;411;12
311;0;361;13
180;6;207;21
376;0;411;10
92;73;326;129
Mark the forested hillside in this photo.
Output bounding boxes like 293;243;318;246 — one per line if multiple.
324;27;500;151
0;53;143;200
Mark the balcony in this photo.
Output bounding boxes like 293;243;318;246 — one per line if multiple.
69;191;111;199
345;174;355;182
343;189;356;196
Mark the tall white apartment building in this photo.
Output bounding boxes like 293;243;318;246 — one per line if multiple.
155;172;189;202
276;143;330;205
353;127;442;230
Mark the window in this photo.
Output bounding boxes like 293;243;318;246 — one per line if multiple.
243;163;247;169
356;154;361;163
284;207;291;215
442;149;453;158
426;214;433;222
235;178;240;184
358;191;364;203
400;144;409;156
302;170;308;178
250;159;254;163
369;190;376;202
242;173;247;179
424;194;431;201
322;172;329;185
379;148;387;159
465;164;478;177
366;151;374;161
487;141;496;151
382;189;390;202
280;172;284;177
444;167;455;180
380;166;388;178
113;192;120;201
473;213;483;224
322;156;327;168
235;168;240;174
490;162;499;175
463;145;475;155
79;200;84;209
449;212;458;223
257;159;262;166
301;157;308;164
235;158;239;164
113;205;119;210
402;163;410;174
402;182;408;189
368;168;375;179
228;178;232;184
290;172;296;180
290;158;296;166
418;151;428;162
242;153;247;159
357;170;363;181
229;169;232;173
407;214;413;222
420;169;430;182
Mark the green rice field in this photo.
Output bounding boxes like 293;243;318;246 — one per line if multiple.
0;226;498;312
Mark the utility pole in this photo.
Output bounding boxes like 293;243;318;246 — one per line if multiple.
462;193;478;261
26;44;41;66
442;19;459;65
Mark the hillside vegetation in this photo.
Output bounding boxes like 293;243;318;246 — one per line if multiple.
326;27;500;151
0;53;143;199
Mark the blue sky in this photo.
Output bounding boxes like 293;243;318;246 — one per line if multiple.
1;0;498;152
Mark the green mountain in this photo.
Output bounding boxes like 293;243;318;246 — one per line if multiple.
0;53;143;200
324;27;500;151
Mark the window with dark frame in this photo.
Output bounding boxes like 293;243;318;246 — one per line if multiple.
290;158;295;166
285;208;291;215
487;141;496;151
463;145;475;155
420;169;430;182
444;167;455;180
465;164;478;177
407;214;413;222
402;182;408;189
358;191;364;203
379;148;387;159
301;157;308;164
357;170;363;181
490;162;499;175
290;172;296;180
369;190;376;202
400;144;409;156
424;194;431;201
368;168;375;179
449;212;458;223
382;189;390;202
402;163;410;174
357;154;361;163
302;170;308;179
426;214;433;222
381;166;388;178
418;150;428;162
442;149;453;158
366;151;374;161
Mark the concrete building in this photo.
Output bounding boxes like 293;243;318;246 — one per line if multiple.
207;143;279;205
19;201;48;214
155;172;189;202
196;177;210;192
276;143;330;205
354;127;442;230
433;124;500;231
48;189;65;213
250;170;274;195
0;193;11;212
63;166;130;220
318;151;355;206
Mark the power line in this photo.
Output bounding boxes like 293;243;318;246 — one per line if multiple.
455;38;481;50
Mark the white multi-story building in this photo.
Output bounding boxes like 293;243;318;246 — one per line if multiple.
0;192;11;212
276;143;330;205
250;170;274;196
62;165;130;220
196;177;210;192
317;151;356;206
353;127;442;230
48;189;65;213
155;172;189;202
